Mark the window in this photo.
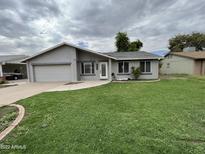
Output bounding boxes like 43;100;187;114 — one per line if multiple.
118;62;123;73
167;63;170;68
118;61;129;73
81;62;94;75
168;55;172;59
140;61;151;73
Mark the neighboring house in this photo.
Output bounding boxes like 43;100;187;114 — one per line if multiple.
0;55;28;79
23;42;161;82
161;52;205;75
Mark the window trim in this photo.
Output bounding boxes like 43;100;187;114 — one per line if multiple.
81;62;95;75
118;61;129;74
140;61;151;73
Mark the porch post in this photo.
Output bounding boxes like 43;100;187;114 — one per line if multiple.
0;64;3;77
108;58;112;81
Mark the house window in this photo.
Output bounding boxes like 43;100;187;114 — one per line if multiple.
81;62;94;75
140;61;151;73
118;61;129;73
167;63;170;68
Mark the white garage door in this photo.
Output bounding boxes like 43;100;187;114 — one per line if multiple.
34;65;71;82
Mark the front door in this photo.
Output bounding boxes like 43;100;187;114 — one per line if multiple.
99;62;108;79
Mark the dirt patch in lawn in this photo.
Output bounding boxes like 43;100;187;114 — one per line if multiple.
177;138;205;144
64;82;83;85
0;106;18;132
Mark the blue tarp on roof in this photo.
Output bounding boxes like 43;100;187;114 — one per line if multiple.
151;50;170;57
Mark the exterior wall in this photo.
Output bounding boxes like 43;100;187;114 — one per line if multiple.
77;50;110;80
26;45;160;82
194;60;202;75
111;60;159;80
27;45;77;82
194;60;205;75
160;55;194;75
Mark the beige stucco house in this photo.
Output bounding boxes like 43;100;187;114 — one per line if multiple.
161;52;205;75
23;42;161;82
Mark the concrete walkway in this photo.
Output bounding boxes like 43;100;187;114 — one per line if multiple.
0;82;64;107
0;81;110;107
47;81;110;92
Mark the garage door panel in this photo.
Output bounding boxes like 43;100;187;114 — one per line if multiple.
34;65;71;82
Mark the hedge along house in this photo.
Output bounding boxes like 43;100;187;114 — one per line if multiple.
161;52;205;75
23;42;161;82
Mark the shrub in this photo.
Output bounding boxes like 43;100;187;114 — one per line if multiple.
131;67;141;79
0;77;7;84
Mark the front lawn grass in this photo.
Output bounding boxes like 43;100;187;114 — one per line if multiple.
1;78;205;153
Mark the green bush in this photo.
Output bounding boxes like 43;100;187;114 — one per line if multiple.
131;67;141;79
0;80;6;84
0;77;7;84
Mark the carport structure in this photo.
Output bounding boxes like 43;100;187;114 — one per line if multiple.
0;55;28;79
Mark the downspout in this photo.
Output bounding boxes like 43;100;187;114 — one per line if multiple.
108;58;112;81
0;64;3;77
200;60;203;75
26;62;31;82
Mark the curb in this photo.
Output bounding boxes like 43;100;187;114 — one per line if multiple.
112;79;161;83
0;104;25;141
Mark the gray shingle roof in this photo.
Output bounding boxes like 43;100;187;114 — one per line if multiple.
103;51;162;60
0;55;28;64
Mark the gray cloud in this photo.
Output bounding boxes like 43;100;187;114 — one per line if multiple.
64;0;177;38
20;0;61;21
0;0;205;55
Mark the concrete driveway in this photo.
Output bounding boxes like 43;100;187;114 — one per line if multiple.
0;80;110;107
0;82;64;107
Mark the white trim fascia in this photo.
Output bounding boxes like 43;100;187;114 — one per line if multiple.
116;57;162;61
64;42;116;60
22;42;116;62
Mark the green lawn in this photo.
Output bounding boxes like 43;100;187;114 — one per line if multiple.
1;78;205;153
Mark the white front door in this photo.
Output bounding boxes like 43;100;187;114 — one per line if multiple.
99;62;108;79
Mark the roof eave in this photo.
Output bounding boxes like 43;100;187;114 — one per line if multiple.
170;53;196;59
22;42;67;62
22;42;116;62
116;57;162;61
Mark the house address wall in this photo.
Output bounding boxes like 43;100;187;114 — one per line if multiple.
160;55;194;75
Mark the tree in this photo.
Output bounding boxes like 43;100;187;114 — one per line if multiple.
190;33;205;51
128;40;143;51
169;33;205;52
115;32;129;52
115;32;143;52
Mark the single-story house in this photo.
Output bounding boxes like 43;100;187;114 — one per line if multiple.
160;52;205;75
23;42;162;82
0;55;28;79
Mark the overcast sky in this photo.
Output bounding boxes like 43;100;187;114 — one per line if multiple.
0;0;205;55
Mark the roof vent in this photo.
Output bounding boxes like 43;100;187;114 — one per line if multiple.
183;47;196;52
